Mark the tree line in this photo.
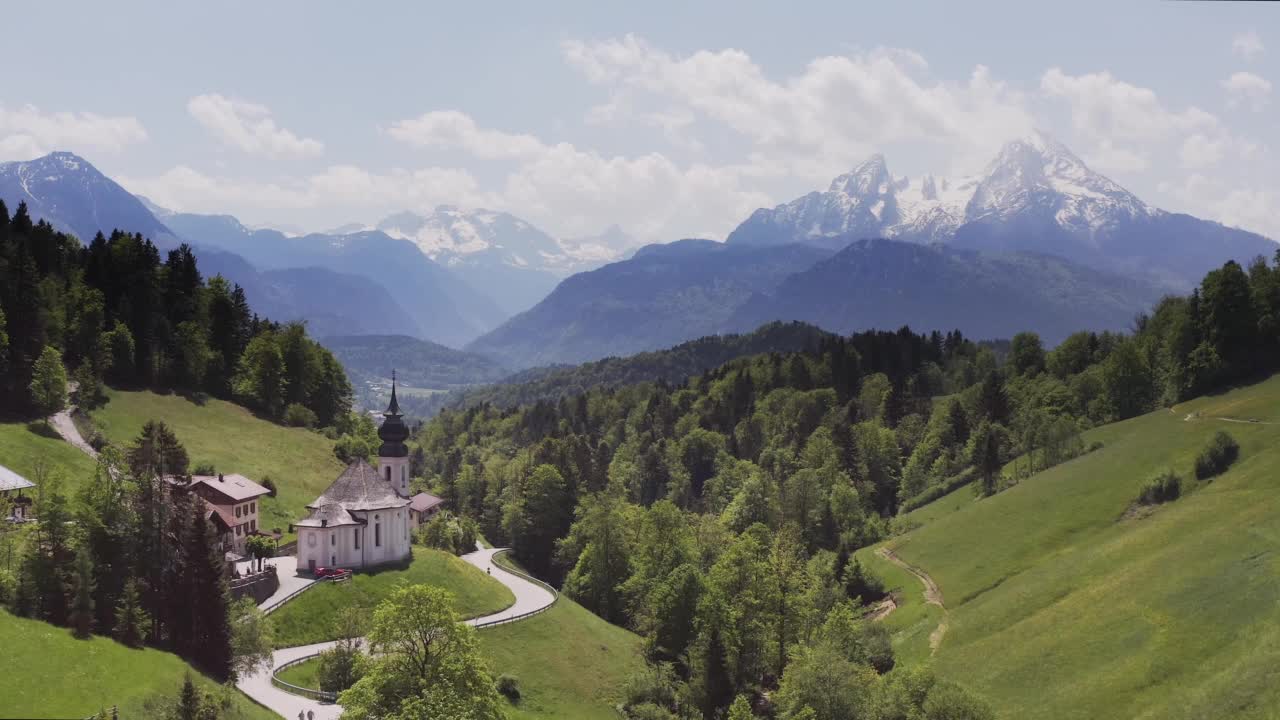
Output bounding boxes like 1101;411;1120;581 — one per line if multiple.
0;200;351;426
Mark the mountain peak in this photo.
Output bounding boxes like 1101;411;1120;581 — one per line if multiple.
828;153;892;195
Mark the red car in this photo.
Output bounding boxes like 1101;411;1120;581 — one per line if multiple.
314;566;349;579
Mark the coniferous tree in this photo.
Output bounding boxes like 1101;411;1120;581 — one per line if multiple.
188;500;233;680
69;545;96;638
114;579;149;648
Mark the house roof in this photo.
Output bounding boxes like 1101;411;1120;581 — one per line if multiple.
295;502;364;528
410;492;445;513
307;459;409;512
190;474;270;503
0;465;35;493
202;500;236;530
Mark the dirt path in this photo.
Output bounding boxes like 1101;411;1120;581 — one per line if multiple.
48;407;97;458
877;546;949;654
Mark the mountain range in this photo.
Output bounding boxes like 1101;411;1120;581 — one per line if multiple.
728;131;1274;288
4;132;1276;377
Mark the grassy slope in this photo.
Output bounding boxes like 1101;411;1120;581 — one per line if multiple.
270;547;514;647
879;374;1280;720
0;418;98;488
273;597;643;720
0;611;274;719
91;389;344;536
482;554;645;720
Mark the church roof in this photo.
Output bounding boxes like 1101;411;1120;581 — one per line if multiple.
307;459;409;512
0;465;35;493
295;502;364;528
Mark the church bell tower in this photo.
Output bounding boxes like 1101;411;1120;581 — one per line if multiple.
377;371;411;497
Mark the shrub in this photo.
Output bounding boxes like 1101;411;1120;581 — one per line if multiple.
284;402;318;428
192;462;217;476
334;434;372;463
316;641;367;693
1137;470;1181;505
496;674;521;702
261;476;278;497
1194;431;1240;480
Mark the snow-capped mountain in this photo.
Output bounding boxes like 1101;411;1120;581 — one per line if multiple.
0;152;178;245
374;207;634;314
728;131;1274;287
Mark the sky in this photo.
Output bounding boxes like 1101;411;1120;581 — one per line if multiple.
1;1;1276;242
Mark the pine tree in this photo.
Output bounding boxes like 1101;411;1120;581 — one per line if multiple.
69;545;96;638
114;579;149;648
175;675;202;720
188;501;233;680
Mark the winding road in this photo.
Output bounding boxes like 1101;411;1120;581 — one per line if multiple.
235;545;556;720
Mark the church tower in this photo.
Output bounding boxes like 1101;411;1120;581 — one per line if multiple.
377;371;411;497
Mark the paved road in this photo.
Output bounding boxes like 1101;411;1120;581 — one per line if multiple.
235;546;555;719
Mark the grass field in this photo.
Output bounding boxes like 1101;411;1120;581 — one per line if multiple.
277;595;644;719
876;374;1280;720
0;417;98;490
90;389;345;537
270;547;514;647
0;611;274;719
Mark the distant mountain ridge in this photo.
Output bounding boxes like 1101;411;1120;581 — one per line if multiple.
466;239;834;367
728;131;1275;287
0;153;419;337
729;238;1165;345
161;211;506;347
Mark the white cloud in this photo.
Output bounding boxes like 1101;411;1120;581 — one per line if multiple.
1040;68;1240;171
1159;172;1279;240
1232;30;1265;60
1222;71;1272;111
561;36;1034;177
187;94;323;158
116;164;486;220
386;111;545;159
0;104;147;160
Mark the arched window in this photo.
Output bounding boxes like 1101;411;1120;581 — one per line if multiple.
375;515;382;547
385;465;391;483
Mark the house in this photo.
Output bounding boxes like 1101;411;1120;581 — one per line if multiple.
0;465;35;522
293;379;414;573
179;473;272;555
409;491;445;527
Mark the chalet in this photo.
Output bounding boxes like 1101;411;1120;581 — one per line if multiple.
0;465;35;522
171;473;272;555
409;491;445;527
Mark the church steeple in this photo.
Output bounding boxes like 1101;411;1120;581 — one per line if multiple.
377;371;409;459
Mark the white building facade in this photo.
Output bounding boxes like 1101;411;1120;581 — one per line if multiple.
294;381;415;572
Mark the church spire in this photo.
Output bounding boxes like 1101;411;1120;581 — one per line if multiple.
386;369;402;417
377;370;409;458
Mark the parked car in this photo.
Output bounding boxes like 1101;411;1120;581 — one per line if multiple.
314;566;349;579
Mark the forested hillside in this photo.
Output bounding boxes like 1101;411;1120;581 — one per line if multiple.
411;248;1280;719
0;200;351;426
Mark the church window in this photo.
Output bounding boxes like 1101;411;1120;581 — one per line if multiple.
385;466;391;483
375;517;382;547
331;533;335;546
354;528;361;549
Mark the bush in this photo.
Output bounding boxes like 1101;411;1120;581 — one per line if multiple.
1194;431;1240;480
284;402;318;428
316;641;367;693
1137;470;1181;505
261;476;278;497
192;462;217;476
496;673;521;702
334;434;372;463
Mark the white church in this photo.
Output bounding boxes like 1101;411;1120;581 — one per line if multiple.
295;379;431;573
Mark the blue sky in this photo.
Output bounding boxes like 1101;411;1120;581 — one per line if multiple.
2;1;1275;241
